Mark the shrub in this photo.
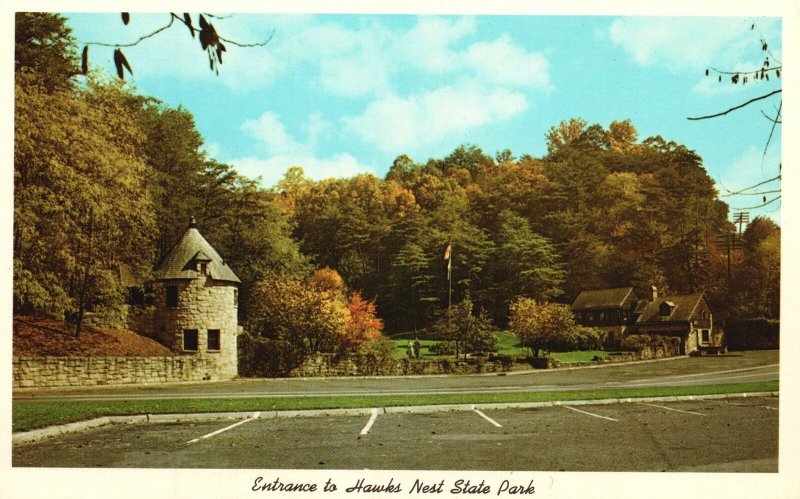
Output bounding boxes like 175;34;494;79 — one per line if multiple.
620;334;652;352
238;334;304;377
351;337;396;375
429;341;456;356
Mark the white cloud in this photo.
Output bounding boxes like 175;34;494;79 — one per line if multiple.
465;34;551;89
398;16;477;73
609;17;780;74
229;153;372;187
241;112;304;156
233;111;374;186
343;81;528;153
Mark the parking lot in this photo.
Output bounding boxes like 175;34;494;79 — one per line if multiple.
13;394;778;471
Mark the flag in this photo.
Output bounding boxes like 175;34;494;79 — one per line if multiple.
444;243;452;281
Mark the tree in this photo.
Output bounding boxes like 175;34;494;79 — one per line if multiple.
14;72;156;333
508;298;576;358
545;117;587;155
488;210;564;322
429;295;495;360
342;292;384;349
15;13;80;92
245;274;347;353
732;217;780;319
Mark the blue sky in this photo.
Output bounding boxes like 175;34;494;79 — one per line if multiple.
64;13;783;222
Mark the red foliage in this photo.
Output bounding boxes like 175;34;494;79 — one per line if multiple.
343;292;383;348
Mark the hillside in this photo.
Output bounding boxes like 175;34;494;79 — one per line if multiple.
13;316;174;357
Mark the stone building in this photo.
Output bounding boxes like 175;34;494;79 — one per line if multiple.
572;285;718;355
148;217;241;379
632;288;714;355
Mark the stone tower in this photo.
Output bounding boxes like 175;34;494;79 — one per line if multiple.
151;217;240;379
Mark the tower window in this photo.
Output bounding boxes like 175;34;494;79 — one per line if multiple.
207;329;220;351
199;262;208;275
183;329;198;351
166;286;178;308
234;289;239;307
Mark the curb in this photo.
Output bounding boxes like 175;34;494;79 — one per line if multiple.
12;391;778;445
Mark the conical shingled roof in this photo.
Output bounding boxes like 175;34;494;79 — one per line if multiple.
153;218;241;284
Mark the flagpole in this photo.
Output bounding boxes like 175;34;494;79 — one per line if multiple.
447;241;452;351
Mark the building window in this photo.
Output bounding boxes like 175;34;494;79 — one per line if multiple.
207;329;220;351
166;286;178;308
199;262;208;275
702;330;710;343
183;329;198;351
234;289;239;307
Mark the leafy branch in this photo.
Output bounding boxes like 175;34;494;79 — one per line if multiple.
80;12;274;79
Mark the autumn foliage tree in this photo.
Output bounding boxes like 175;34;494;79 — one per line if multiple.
342;292;384;349
508;298;576;358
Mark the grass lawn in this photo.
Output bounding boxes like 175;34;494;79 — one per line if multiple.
391;332;608;363
390;339;441;359
13;380;778;433
492;331;530;356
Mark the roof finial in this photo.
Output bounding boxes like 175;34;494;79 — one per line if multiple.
189;216;197;228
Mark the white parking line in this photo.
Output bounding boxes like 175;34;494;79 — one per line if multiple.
706;399;779;411
472;405;503;427
638;402;706;416
360;408;380;435
563;405;618;421
187;412;261;444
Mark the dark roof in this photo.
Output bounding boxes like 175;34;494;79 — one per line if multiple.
636;294;705;324
571;287;634;310
153;224;240;284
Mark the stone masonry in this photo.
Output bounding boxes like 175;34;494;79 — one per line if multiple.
12;356;229;388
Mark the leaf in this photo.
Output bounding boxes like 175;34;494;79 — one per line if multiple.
705;68;709;76
113;48;124;79
81;46;88;75
183;13;195;38
113;48;133;79
121;12;130;25
198;14;209;30
776;69;781;78
199;29;211;50
718;75;721;83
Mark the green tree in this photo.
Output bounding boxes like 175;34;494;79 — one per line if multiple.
488;210;564;322
14;74;156;331
545;117;588;155
15;12;80;92
430;295;495;359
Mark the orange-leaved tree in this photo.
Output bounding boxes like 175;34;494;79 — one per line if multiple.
342;292;384;349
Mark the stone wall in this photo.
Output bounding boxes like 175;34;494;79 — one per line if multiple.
291;353;510;377
289;345;683;377
12;355;232;388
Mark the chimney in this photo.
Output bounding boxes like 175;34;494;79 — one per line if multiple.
650;285;658;302
189;216;197;229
